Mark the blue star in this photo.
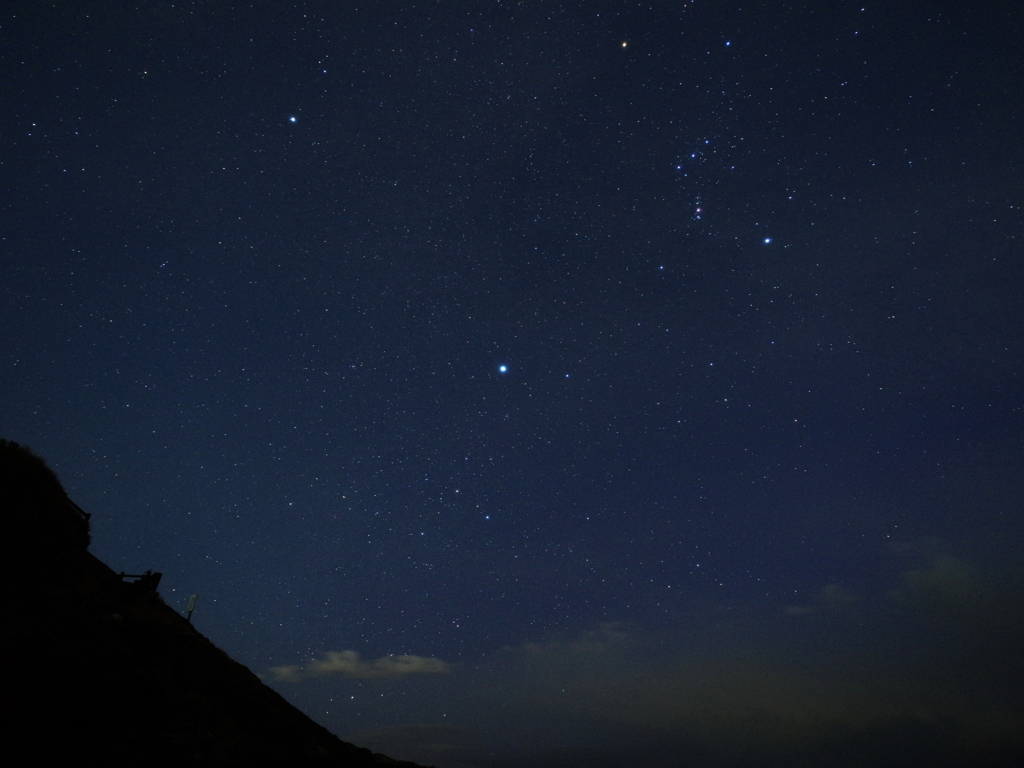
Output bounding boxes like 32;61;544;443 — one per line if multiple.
498;365;508;373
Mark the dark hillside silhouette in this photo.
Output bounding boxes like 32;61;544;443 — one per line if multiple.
0;439;90;590
0;438;428;768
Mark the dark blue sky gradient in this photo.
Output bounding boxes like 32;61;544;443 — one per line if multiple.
3;2;1023;765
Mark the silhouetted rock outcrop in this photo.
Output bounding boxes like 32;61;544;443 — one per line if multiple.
0;439;428;767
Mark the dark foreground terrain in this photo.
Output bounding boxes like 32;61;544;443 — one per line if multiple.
0;439;427;767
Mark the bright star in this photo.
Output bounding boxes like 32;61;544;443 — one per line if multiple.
764;238;772;244
498;365;508;373
289;116;297;123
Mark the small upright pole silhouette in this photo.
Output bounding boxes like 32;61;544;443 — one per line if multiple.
186;593;199;623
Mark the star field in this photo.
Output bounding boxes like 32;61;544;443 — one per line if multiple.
3;2;1023;766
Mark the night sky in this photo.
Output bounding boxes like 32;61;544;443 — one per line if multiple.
3;2;1023;766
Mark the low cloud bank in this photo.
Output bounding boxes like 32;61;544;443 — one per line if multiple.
267;540;1023;767
343;543;1024;768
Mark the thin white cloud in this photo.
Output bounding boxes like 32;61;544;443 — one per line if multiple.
270;649;450;682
